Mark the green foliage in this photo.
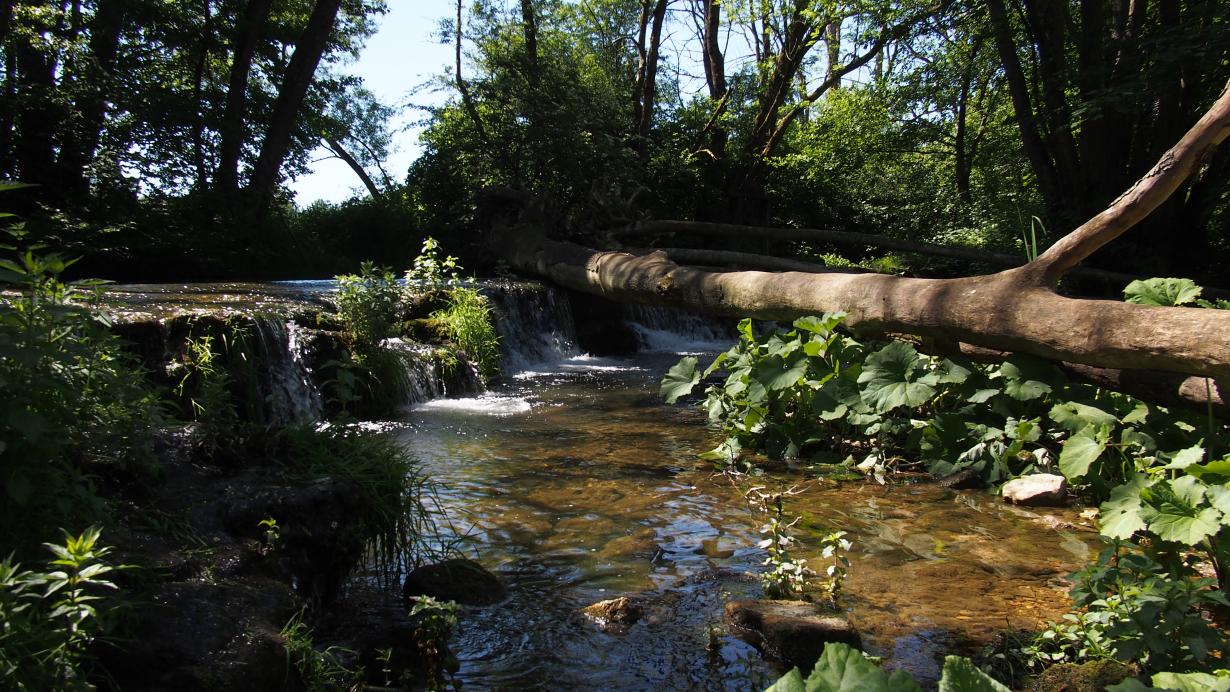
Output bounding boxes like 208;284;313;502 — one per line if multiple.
334;261;402;355
0;527;124;690
745;486;814;599
1109;670;1230;691
1123;278;1230;310
408;595;459;691
404;237;460;291
0;228;160;555
174;332;240;459
765;642;1010;691
280;610;362;692
429;286;501;381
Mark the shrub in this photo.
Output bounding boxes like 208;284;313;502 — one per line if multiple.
429;286;501;381
0;228;160;555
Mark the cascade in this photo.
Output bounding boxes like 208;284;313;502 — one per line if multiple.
621;304;737;351
248;315;325;425
486;281;581;373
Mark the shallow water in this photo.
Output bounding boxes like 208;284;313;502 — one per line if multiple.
394;350;1098;689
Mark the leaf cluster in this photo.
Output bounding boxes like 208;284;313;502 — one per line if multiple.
765;641;1008;691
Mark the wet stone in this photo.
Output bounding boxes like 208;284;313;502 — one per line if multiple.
725;600;861;671
402;558;507;606
582;596;645;633
936;468;986;490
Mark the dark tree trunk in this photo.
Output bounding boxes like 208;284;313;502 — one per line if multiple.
633;0;668;155
519;0;539;88
55;0;128;199
247;0;343;218
12;23;58;189
216;0;273;194
454;0;487;144
189;0;212;192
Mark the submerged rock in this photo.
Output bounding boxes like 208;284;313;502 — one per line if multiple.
582;596;645;633
725;600;861;671
935;468;986;490
1001;474;1068;507
402;558;507;606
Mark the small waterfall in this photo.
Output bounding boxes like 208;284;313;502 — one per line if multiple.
382;339;483;405
486;282;581;373
246;316;325;426
621;304;737;352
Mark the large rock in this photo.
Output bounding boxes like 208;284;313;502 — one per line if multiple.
1001;473;1068;507
402;558;507;606
725;600;861;671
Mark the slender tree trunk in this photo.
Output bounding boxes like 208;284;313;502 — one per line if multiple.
216;0;273;194
247;0;343;218
633;0;668;156
55;0;127;199
519;0;539;88
189;0;212;192
12;16;58;188
984;0;1065;228
324;135;381;198
0;39;17;176
454;0;487;144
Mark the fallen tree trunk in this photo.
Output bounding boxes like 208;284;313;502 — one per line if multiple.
482;79;1230;387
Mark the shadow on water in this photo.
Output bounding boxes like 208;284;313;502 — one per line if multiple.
395;351;1097;690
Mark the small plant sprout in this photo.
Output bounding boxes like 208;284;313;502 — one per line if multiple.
819;530;852;603
258;517;280;555
745;485;815;599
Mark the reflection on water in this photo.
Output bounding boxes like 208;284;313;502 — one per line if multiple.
396;351;1097;689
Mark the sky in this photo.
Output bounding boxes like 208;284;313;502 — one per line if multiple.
290;2;456;205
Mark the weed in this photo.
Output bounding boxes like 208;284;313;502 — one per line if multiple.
429;286;501;381
0;527;125;690
408;595;459;690
280;610;361;692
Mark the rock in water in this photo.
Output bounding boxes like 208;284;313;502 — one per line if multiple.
582;596;645;633
402;558;506;606
936;468;985;490
725;600;861;671
1001;473;1068;507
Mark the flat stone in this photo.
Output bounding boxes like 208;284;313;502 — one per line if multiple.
936;468;985;490
1001;473;1068;507
725;600;861;670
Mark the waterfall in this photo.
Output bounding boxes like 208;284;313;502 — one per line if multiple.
486;281;580;373
383;339;483;405
231;316;325;426
621;304;737;352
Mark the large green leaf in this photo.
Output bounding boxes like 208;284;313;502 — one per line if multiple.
1059;431;1107;479
756;354;810;391
794;313;846;335
858;341;935;413
1149;671;1230;692
1143;479;1221;545
1123;277;1203;306
937;656;1011;692
1049;401;1118;433
660;357;701;404
1099;477;1148;540
766;668;808;692
995;356;1058;401
803;643;922;692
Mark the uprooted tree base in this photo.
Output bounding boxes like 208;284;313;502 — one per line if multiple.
479;79;1230;415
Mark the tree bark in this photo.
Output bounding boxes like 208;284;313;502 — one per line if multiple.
216;0;273;194
247;0;343;218
454;0;488;144
484;78;1230;382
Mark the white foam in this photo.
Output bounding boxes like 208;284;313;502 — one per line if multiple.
415;396;532;416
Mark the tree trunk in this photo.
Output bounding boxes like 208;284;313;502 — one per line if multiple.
454;0;487;144
247;0;342;218
519;0;539;88
189;0;212;192
483;79;1230;384
55;0;127;199
632;0;668;155
215;0;273;194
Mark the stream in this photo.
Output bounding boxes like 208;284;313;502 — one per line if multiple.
103;280;1098;690
393;339;1095;689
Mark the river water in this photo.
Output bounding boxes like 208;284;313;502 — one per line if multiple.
394;343;1096;689
101;280;1098;689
